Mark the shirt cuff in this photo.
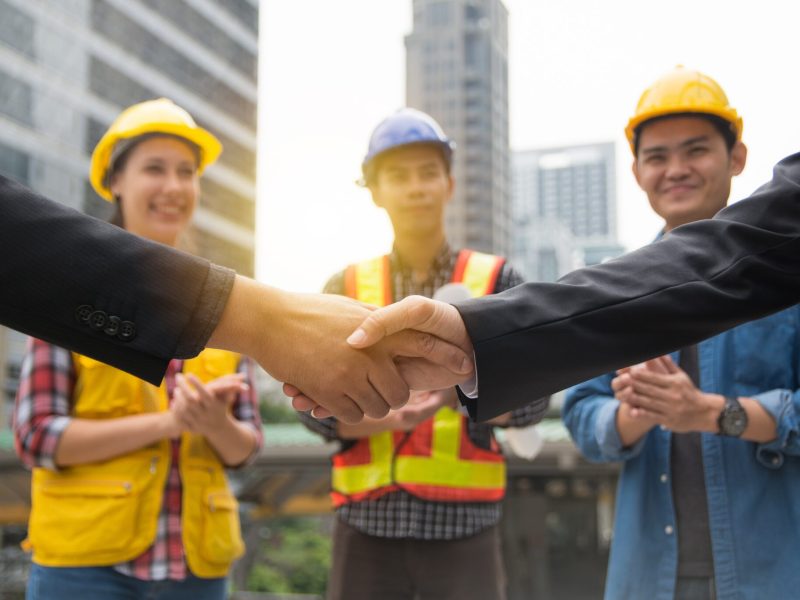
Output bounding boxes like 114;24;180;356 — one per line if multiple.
456;352;479;398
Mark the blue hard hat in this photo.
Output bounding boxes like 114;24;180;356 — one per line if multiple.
360;108;455;185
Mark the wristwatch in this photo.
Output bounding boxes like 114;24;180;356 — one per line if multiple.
717;396;748;437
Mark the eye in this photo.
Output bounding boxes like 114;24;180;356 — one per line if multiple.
688;145;709;156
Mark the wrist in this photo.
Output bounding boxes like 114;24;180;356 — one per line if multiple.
703;393;726;433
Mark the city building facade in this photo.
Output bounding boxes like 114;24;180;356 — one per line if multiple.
0;0;258;427
405;0;510;256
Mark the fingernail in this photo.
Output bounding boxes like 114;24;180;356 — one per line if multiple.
460;357;472;373
347;329;366;345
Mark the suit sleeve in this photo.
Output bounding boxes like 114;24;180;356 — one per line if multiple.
0;175;234;385
456;152;800;420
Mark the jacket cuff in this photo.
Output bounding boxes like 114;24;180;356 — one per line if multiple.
175;263;236;359
596;401;646;460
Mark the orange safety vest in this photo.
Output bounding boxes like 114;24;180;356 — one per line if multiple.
331;249;507;506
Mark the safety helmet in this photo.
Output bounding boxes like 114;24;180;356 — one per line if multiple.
360;108;455;186
90;98;222;201
625;66;743;154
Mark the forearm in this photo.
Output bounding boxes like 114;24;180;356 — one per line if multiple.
55;413;173;467
203;417;259;467
738;397;777;443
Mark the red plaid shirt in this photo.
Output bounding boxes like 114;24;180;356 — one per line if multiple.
14;337;263;581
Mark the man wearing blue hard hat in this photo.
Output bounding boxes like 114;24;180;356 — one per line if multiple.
299;108;548;600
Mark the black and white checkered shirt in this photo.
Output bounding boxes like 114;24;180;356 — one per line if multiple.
298;244;549;540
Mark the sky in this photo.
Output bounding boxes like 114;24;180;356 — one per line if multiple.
257;0;800;292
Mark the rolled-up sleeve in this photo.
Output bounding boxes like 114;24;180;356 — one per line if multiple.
13;338;75;471
563;373;648;462
229;356;265;467
753;388;800;468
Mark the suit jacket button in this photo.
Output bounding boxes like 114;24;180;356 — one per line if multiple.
88;310;107;331
104;315;121;336
117;321;137;342
75;305;94;324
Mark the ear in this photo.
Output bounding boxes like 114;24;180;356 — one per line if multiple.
730;141;747;176
109;172;122;198
443;173;455;206
368;183;385;209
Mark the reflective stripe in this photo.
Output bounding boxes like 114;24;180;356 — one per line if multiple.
460;250;504;298
332;250;507;504
352;256;391;306
332;431;393;495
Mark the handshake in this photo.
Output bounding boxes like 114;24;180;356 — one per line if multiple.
208;276;474;423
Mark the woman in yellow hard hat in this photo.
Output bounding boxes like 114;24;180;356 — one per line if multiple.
13;98;263;600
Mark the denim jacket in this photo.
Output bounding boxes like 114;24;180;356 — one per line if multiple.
563;305;800;600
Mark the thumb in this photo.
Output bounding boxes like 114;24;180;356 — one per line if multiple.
348;296;438;348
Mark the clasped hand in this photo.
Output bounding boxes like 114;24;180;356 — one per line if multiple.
612;355;719;433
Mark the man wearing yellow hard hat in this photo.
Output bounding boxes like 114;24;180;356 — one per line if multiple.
562;66;800;600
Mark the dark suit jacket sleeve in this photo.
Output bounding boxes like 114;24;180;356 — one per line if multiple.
455;152;800;421
0;175;235;385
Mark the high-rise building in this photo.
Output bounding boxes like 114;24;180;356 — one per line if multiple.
405;0;510;256
0;0;258;425
512;142;624;279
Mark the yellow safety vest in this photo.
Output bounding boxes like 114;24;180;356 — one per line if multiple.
26;349;245;577
331;249;507;506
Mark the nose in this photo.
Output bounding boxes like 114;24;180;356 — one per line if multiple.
406;172;425;198
163;169;183;194
664;154;691;180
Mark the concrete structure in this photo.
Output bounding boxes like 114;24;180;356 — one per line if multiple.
405;0;510;256
0;0;258;428
512;142;625;279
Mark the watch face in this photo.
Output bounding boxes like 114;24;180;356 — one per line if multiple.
720;401;748;437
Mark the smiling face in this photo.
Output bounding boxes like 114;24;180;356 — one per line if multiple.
109;136;200;247
369;144;454;241
633;116;747;231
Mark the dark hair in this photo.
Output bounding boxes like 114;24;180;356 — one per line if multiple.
633;113;738;156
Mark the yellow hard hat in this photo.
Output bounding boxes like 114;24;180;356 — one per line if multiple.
89;98;222;201
625;66;743;154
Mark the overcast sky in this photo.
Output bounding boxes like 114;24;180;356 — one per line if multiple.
257;0;800;291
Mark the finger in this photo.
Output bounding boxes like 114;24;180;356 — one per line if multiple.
175;373;200;402
389;330;473;376
615;366;633;376
185;373;214;401
660;355;681;374
283;383;302;398
310;405;334;419
629;379;670;403
347;296;432;347
628;368;672;388
349;297;470;355
366;363;411;410
291;395;319;412
337;394;371;424
611;373;632;393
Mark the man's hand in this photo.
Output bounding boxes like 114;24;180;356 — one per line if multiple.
613;356;722;433
286;295;474;418
336;388;458;439
208;278;473;423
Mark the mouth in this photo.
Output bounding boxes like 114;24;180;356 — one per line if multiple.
149;203;186;219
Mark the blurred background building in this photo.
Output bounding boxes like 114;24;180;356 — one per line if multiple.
0;0;258;436
511;142;625;280
406;0;511;256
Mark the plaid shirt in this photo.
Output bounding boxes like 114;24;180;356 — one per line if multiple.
298;244;549;540
13;338;263;581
